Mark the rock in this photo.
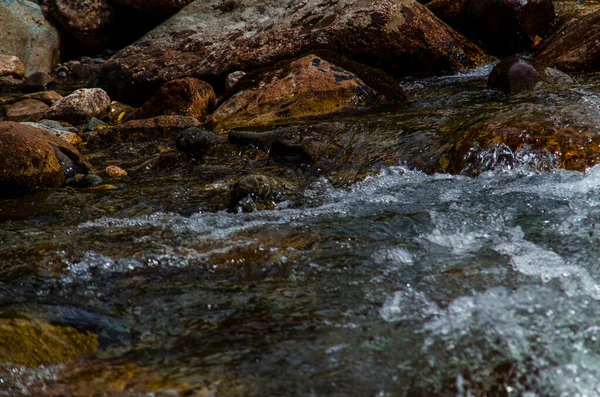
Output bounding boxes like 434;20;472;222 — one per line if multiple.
0;318;98;366
45;0;116;50
0;76;23;92
106;101;134;123
441;105;600;175
0;121;91;198
90;0;489;105
66;173;103;187
96;115;200;144
64;58;105;80
536;11;600;72
104;165;127;179
0;0;60;74
207;55;387;132
109;0;195;16
0;55;25;79
22;71;54;92
228;173;292;212
83;116;107;132
225;71;247;91
1;99;49;122
21;90;63;105
45;88;111;124
175;126;220;160
487;56;573;95
464;0;555;56
130;78;216;120
426;0;468;30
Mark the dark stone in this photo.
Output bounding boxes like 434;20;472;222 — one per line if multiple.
488;57;542;94
175;127;220;160
22;72;54;92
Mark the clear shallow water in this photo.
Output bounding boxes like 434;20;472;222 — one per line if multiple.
4;164;600;395
4;67;600;395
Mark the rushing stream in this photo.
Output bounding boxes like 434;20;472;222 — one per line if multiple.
3;66;600;396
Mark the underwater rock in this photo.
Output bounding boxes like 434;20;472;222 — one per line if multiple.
208;55;386;132
228;173;293;212
130;77;216;121
0;121;91;198
90;0;488;105
45;88;111;124
175;126;220;160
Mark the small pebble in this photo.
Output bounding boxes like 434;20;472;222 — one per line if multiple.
105;165;127;179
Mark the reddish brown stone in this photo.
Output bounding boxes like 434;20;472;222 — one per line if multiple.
2;99;49;122
45;88;111;124
90;0;489;106
0;122;90;198
0;55;25;79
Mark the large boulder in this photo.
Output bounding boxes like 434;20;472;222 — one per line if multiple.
110;0;195;16
488;56;573;95
44;0;115;50
536;11;600;72
207;55;389;132
0;121;91;198
427;0;555;56
90;0;489;106
0;0;60;74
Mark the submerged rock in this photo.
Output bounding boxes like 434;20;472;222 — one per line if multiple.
90;0;488;105
175;126;220;160
208;55;388;132
228;173;293;212
0;121;91;198
45;88;111;124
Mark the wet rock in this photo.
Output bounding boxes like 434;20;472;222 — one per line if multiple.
488;56;573;95
106;100;134;123
536;10;600;72
208;55;388;132
45;0;115;50
21;90;63;105
0;121;91;198
45;88;111;124
225;71;247;91
425;0;468;29
104;165;127;179
64;58;105;80
442;105;600;175
1;99;49;122
175;126;220;160
0;0;60;74
25;119;82;149
130;77;216;121
110;0;195;16
0;318;97;366
228;173;293;212
22;71;55;92
464;0;555;56
66;173;103;188
90;0;489;105
0;76;23;92
0;55;25;79
96;115;200;144
83;116;107;132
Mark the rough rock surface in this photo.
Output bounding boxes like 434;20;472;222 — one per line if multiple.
0;0;60;74
131;77;215;120
0;55;25;79
2;99;49;122
488;56;573;95
110;0;195;16
0;121;90;198
536;10;600;72
208;55;386;132
45;88;111;124
45;0;115;50
90;0;489;105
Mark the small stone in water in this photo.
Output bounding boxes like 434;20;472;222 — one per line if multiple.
105;165;127;179
66;173;103;188
175;126;220;160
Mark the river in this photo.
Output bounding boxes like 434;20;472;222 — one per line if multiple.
2;65;600;396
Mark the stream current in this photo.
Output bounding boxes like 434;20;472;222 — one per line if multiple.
3;66;600;395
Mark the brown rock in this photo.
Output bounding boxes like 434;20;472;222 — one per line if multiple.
441;105;600;175
22;72;55;92
488;56;573;95
536;11;600;72
90;0;489;105
0;121;91;198
110;0;194;16
106;101;135;123
45;88;111;124
104;165;127;179
22;90;63;106
131;77;215;120
0;55;25;79
96;115;200;144
45;0;115;50
2;99;49;122
208;55;386;132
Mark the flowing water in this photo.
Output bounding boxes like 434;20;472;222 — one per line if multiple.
4;66;600;396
